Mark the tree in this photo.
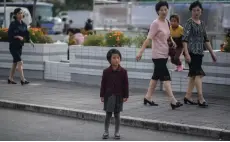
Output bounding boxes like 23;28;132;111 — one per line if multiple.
32;0;37;27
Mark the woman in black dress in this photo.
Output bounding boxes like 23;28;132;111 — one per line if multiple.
7;8;34;85
182;1;217;107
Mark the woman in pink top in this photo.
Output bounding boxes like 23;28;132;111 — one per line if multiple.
136;1;183;110
74;29;85;45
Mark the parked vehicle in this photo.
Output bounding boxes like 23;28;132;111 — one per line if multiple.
40;17;64;34
0;6;32;28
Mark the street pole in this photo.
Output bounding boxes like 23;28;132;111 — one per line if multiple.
4;0;6;28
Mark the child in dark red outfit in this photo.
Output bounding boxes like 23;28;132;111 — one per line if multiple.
169;14;184;71
100;49;129;139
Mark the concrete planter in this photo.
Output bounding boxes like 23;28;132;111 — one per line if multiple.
68;46;230;92
44;61;71;82
202;50;230;85
0;42;68;79
169;50;230;94
69;45;161;90
1;42;228;94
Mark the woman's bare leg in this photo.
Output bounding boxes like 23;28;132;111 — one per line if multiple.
9;63;17;81
163;81;177;105
17;61;25;81
195;76;205;103
185;77;195;100
145;79;158;101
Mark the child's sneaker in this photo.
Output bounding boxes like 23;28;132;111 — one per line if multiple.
177;65;183;72
114;133;120;139
102;132;109;139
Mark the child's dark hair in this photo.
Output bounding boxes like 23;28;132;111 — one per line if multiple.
67;28;74;34
155;1;168;15
170;14;180;23
74;28;81;34
189;0;203;11
106;49;122;64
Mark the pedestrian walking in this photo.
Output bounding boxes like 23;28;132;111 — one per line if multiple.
136;1;183;110
182;1;217;107
7;8;34;85
169;14;184;72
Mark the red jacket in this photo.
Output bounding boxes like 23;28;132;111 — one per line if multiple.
100;65;129;98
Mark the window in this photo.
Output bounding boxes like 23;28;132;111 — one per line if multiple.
35;5;53;19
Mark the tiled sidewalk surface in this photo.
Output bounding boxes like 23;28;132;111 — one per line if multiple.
0;78;229;131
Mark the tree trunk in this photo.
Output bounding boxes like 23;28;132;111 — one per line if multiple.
32;0;37;27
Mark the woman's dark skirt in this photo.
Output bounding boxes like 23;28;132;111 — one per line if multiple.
104;94;123;113
152;58;171;81
188;53;206;77
9;43;22;63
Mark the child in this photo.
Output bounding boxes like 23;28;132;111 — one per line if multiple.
64;28;75;45
169;14;184;71
100;49;129;139
74;28;85;45
220;41;227;51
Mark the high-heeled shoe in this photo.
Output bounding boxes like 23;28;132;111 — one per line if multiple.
102;132;109;139
144;98;158;106
8;79;17;84
198;100;208;107
171;102;183;110
184;97;197;105
21;80;30;85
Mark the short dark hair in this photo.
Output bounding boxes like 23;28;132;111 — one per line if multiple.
170;14;180;22
67;28;74;34
13;8;22;15
62;18;67;22
13;8;24;20
155;1;169;15
189;0;203;11
74;28;81;34
106;49;122;64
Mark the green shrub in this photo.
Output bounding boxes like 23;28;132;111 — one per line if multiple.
224;33;230;52
105;31;126;47
123;36;132;47
133;34;151;48
83;34;105;46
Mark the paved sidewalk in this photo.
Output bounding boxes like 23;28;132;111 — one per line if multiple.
0;78;230;138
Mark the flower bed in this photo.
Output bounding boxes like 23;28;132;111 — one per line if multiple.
0;27;67;79
79;30;149;48
0;28;53;43
80;30;132;47
0;42;68;79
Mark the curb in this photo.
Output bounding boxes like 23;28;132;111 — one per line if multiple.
0;99;229;140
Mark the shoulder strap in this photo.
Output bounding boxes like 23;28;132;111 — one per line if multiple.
166;19;171;38
166;19;170;30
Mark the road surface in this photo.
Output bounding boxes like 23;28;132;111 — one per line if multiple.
0;108;216;141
